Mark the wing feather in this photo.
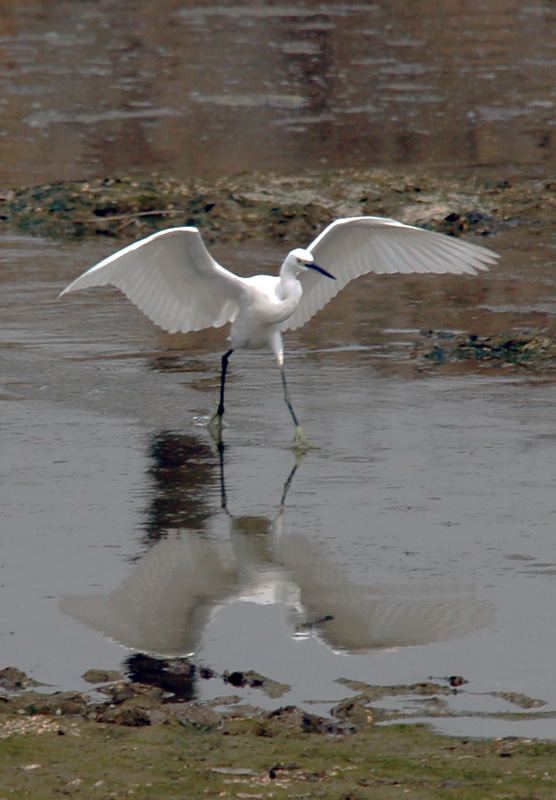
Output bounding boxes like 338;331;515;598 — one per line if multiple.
61;227;244;334
282;216;498;331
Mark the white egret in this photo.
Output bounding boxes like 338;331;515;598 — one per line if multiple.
61;216;498;447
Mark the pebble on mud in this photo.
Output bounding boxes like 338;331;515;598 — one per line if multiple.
0;667;41;691
82;669;124;684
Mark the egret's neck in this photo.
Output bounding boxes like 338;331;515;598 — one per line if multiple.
272;255;303;318
279;254;302;287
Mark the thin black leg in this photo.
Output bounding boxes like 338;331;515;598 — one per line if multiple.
280;458;302;507
218;437;228;513
281;366;315;450
217;349;233;418
219;440;302;517
280;367;300;428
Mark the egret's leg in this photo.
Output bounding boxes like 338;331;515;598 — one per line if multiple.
280;455;304;506
217;439;229;514
280;367;300;427
217;349;233;418
209;349;233;432
280;367;317;450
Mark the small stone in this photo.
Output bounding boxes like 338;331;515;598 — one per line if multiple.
82;669;123;685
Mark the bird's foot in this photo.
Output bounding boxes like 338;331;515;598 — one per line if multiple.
293;426;318;452
207;405;224;429
207;410;224;443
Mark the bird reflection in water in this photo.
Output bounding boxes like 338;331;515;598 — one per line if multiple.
60;433;492;664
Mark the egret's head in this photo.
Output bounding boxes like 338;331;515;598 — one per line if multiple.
290;247;314;265
289;248;336;279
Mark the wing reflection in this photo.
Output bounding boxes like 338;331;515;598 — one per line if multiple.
270;530;493;651
60;534;237;654
61;437;492;656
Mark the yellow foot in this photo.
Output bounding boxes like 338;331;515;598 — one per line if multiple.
207;411;224;442
293;426;318;452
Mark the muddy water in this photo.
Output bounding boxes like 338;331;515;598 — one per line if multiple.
2;227;556;740
0;1;554;185
1;0;556;740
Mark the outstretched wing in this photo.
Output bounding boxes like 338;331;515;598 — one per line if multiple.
61;227;244;334
281;216;499;332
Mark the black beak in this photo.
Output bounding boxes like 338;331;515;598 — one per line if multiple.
308;263;336;280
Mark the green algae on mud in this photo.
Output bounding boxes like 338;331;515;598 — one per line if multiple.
1;168;552;245
413;330;556;374
2;701;556;800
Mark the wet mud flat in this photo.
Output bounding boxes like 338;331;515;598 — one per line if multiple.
2;666;556;799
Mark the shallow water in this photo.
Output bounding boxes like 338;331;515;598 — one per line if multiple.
2;229;556;739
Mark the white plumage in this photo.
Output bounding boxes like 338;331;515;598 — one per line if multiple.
61;216;498;446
